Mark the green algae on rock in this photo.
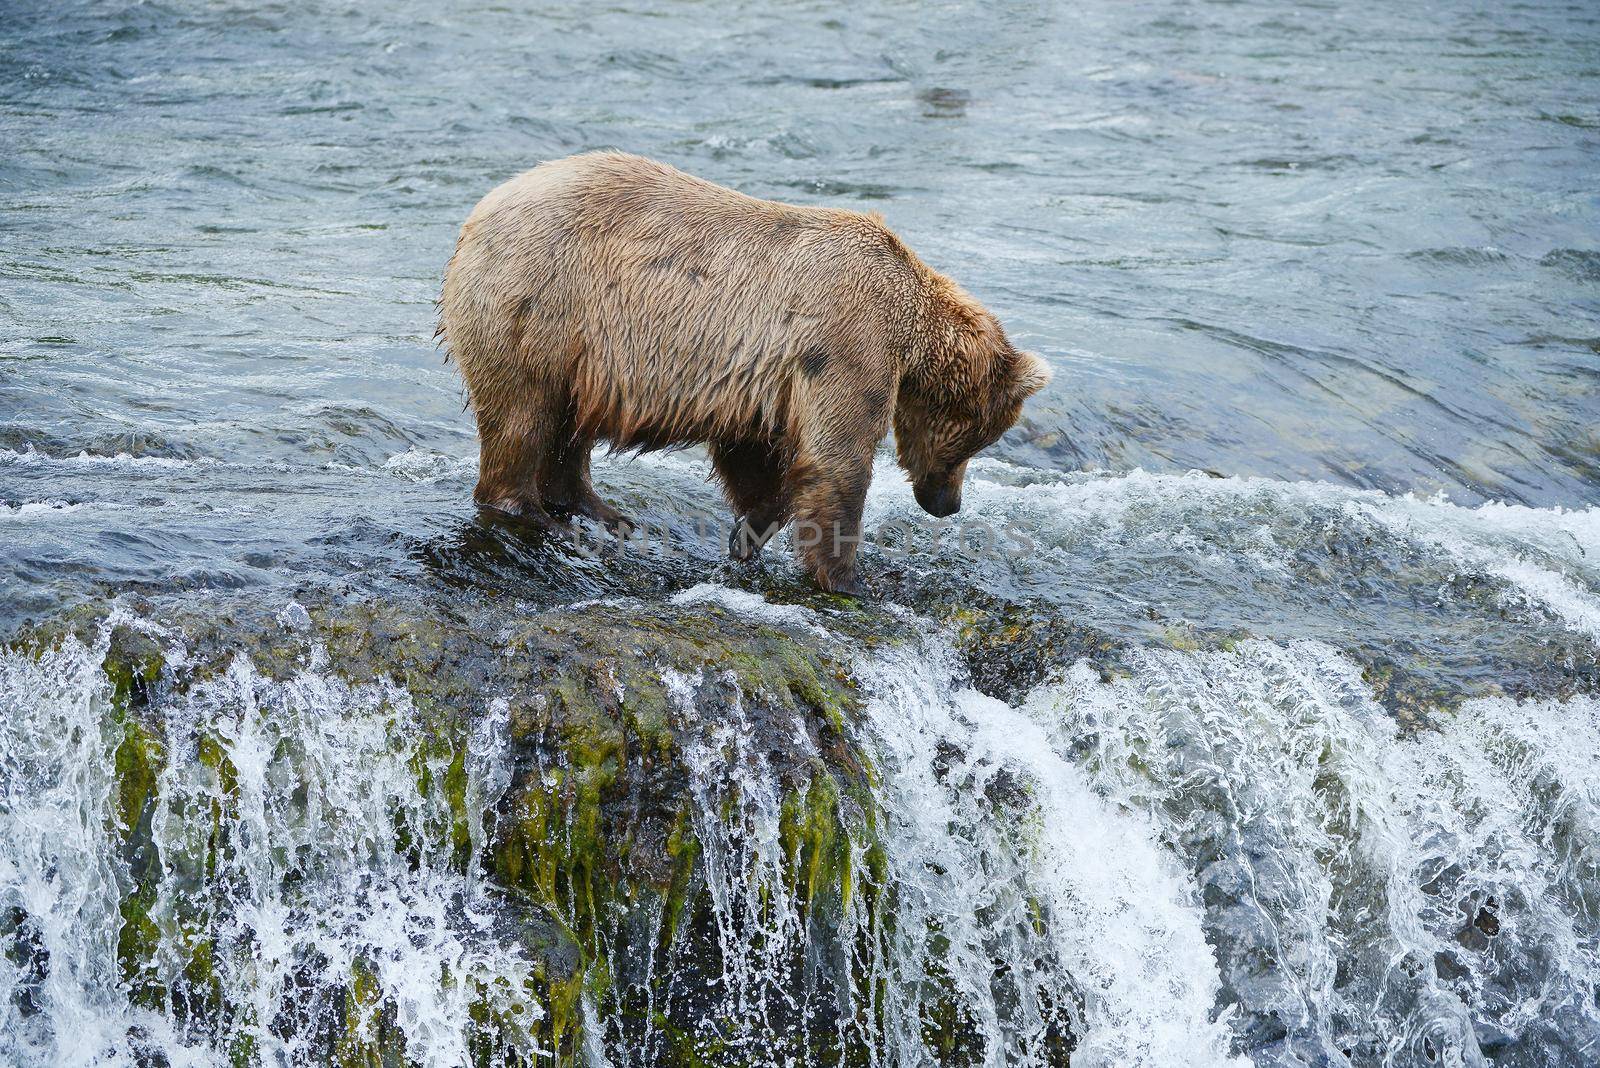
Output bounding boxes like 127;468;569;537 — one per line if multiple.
2;593;892;1065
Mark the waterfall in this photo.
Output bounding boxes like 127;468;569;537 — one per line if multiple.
2;469;1598;1065
857;638;1247;1067
0;610;542;1067
1033;640;1600;1065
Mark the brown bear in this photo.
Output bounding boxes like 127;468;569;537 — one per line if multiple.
438;151;1050;595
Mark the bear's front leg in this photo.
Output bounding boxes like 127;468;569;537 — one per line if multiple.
782;362;894;596
787;452;873;596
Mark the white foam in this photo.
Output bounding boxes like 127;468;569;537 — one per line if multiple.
0;447;211;471
669;582;831;637
0;624;137;1067
1351;493;1600;640
381;448;475;484
0;614;543;1067
963;686;1248;1068
664;668;809;1045
0;500;86;520
1024;638;1600;1063
864;463;1600;643
859;639;1247;1067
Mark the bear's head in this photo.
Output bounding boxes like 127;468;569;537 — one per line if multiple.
895;289;1051;518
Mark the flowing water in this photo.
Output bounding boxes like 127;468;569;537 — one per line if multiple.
3;1;1599;1065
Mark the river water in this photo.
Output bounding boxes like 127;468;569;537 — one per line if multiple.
2;1;1598;1066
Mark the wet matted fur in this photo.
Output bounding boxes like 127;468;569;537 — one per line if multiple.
439;151;1050;594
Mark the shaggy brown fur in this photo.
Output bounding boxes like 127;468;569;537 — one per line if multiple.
438;151;1050;594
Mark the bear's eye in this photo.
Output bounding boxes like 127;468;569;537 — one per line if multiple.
948;418;1005;461
940;428;987;465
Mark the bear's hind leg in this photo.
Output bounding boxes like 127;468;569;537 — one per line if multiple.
711;439;791;561
541;436;633;532
472;401;564;533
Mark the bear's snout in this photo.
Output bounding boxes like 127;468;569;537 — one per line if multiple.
913;475;962;518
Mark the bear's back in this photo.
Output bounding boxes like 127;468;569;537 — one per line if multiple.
461;152;921;305
443;152;928;446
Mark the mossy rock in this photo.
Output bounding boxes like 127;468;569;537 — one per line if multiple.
936;596;1126;702
480;601;883;1063
4;589;890;1066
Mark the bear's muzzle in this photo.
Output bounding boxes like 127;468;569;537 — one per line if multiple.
913;474;963;518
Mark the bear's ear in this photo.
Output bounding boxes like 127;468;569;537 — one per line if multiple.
1010;351;1053;400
